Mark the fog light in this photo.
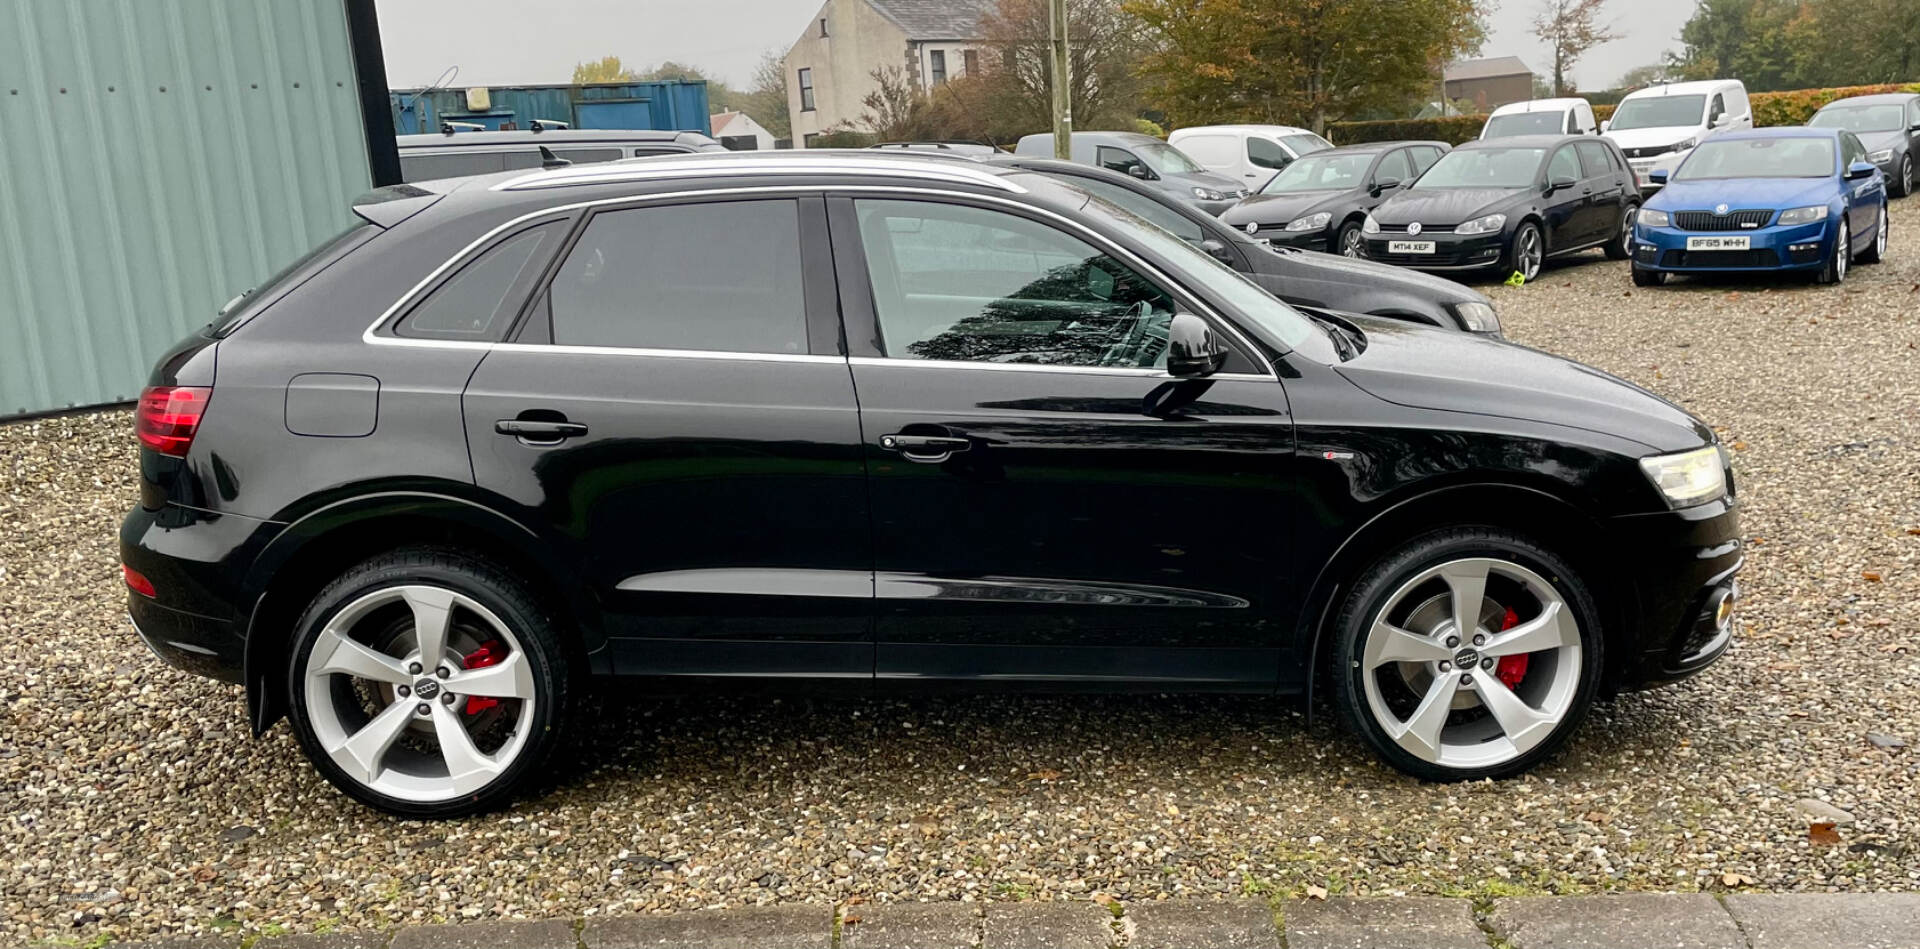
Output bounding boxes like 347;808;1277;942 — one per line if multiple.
1473;247;1499;259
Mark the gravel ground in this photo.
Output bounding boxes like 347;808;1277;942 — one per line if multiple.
4;215;1919;947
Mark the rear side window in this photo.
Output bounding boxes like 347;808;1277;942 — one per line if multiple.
1575;141;1613;177
400;152;506;181
210;223;372;337
397;223;563;340
1408;146;1443;175
547;200;808;353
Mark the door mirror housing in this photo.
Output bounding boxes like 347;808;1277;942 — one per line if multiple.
1710;113;1730;128
1126;164;1154;180
1546;174;1578;193
1198;238;1235;263
1167;313;1228;378
1846;160;1878;180
1649;169;1670;185
1600;119;1611;133
1370;177;1402;196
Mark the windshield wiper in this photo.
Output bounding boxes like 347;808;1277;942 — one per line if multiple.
1306;311;1358;360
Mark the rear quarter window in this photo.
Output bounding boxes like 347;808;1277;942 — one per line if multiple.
394;223;565;341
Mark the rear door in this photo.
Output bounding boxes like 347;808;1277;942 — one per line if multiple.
462;193;874;679
1576;139;1628;242
828;193;1297;687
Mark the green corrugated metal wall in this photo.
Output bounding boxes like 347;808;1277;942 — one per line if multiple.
0;0;373;416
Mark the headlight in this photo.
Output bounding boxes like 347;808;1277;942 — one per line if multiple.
1778;205;1828;226
1451;301;1500;332
1285;211;1333;232
1638;208;1671;227
1668;138;1696;154
1192;187;1225;201
1455;213;1507;236
1639;446;1727;508
1362;214;1380;235
1868;149;1893;163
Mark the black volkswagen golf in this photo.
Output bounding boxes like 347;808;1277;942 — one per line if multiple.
123;152;1740;816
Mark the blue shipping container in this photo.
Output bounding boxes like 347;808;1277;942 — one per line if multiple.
390;81;710;135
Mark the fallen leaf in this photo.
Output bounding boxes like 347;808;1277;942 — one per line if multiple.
1810;822;1841;846
842;914;862;926
844;896;868;906
1906;528;1920;536
1092;892;1115;906
1305;885;1329;901
192;866;218;883
1863;571;1883;582
1166;804;1180;818
1027;769;1063;781
1722;872;1756;887
1732;441;1749;451
1583;810;1612;825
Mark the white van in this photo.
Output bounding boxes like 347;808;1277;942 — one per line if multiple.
1603;79;1753;191
1480;98;1599;139
1168;124;1335;190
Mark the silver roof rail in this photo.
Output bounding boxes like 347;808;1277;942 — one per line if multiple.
491;153;1027;193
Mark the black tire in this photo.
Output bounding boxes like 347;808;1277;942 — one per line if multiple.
1858;203;1887;264
1504;221;1544;281
1815;217;1849;285
1335;219;1366;258
1631;264;1667;287
1605;203;1637;260
285;547;574;817
1332;527;1605;782
1895;155;1913;199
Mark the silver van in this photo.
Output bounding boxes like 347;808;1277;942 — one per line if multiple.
396;127;727;182
1013;131;1246;215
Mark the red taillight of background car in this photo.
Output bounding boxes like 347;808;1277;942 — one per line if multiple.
136;386;212;457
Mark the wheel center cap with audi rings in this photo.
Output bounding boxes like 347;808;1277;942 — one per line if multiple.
1453;647;1480;668
413;678;441;700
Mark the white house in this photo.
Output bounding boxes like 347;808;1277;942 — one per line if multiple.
710;111;777;150
784;0;992;146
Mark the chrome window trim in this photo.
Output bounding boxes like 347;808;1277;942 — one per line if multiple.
363;184;1276;379
847;356;1269;381
491;156;1026;194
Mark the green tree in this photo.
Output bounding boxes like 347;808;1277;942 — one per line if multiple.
1667;0;1799;91
573;56;636;84
1126;0;1485;132
738;49;793;140
1532;0;1617;97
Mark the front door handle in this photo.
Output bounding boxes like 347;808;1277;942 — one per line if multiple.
879;433;970;462
495;418;588;443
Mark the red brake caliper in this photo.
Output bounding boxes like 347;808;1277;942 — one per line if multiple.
461;640;506;715
1495;607;1529;687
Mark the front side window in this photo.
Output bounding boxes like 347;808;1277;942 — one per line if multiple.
548;200;808;353
855;199;1176;368
798;68;815;111
1673;137;1836;180
1547;146;1582;182
1842;132;1868;168
1097;145;1147;176
1246;136;1293;170
399;223;562;340
1708;94;1725;124
1414;147;1546;189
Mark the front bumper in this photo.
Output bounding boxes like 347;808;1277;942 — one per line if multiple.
1362;231;1507;270
1607;494;1742;691
120;502;283;684
1632;218;1832;272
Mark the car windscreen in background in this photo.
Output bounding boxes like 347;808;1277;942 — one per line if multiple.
1484;111;1566;137
1609;94;1706;130
1674;137;1837;180
1808;105;1905;133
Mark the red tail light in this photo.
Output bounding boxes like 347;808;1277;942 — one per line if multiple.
136;386;212;457
123;564;156;598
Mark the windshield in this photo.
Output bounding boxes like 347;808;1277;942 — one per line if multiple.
1412;147;1544;189
1808;104;1905;133
1135;141;1206;175
1483;111;1566;137
1260;152;1374;193
1609;94;1707;131
1065;175;1208;243
1281;133;1334;155
1674;137;1836;180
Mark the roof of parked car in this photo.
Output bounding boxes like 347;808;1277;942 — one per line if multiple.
1814;92;1919;107
478;149;1031;194
1453;134;1602;149
1170;124;1320;137
396;129;718;149
1704;126;1841;141
1311;140;1450;154
1620;79;1743;98
1489;98;1590;114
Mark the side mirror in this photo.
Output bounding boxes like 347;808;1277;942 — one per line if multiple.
1846;160;1878;180
1198;238;1235;263
1547;174;1578;193
1601;119;1611;132
1710;113;1729;128
1371;177;1402;196
1167;313;1228;378
1127;164;1153;180
1649;169;1670;185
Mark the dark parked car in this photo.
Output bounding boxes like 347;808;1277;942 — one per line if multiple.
1013;131;1247;214
1364;134;1641;280
1220;141;1450;256
123;152;1739;816
1807;93;1920;197
986;155;1500;332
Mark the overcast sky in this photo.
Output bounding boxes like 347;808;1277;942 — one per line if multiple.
376;0;1684;95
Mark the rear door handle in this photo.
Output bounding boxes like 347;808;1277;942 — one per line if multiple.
879;433;970;462
495;418;588;441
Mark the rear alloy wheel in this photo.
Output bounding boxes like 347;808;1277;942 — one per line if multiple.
1858;204;1888;264
1605;204;1637;260
287;549;570;817
1334;529;1602;781
1507;222;1544;281
1817;219;1849;284
1336;220;1366;258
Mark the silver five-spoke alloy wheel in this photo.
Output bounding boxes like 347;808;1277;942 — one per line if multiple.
1513;225;1543;281
1359;557;1582;770
303;585;537;803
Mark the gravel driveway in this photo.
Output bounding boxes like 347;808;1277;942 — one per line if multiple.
4;216;1918;946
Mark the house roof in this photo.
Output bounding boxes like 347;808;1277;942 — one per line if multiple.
867;0;991;39
1444;56;1533;83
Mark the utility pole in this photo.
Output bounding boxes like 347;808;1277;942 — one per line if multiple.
1048;0;1071;159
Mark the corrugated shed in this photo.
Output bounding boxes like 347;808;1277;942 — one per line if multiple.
391;81;713;136
0;0;372;416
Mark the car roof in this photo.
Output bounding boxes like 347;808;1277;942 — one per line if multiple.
465;149;1032;195
1707;126;1841;142
397;129;712;149
1170;124;1319;137
1620;79;1742;98
1018;130;1162;146
1455;134;1591;149
1318;140;1449;154
1489;98;1588;115
1815;93;1918;107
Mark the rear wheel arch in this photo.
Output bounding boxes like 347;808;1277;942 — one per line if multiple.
242;493;606;735
1299;482;1636;705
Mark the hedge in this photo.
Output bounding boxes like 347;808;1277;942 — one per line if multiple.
1326;81;1920;146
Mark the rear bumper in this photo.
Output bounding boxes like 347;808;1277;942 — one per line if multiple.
120;502;283;684
1607;495;1743;691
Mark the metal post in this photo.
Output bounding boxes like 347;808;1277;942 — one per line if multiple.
1048;0;1071;159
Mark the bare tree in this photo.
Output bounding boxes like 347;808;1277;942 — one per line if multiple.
1532;0;1617;96
982;0;1149;134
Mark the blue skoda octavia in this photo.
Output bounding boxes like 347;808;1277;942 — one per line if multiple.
1630;127;1889;286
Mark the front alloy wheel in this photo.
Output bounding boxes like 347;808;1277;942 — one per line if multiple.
287;549;569;816
1817;219;1849;284
1337;221;1366;258
1508;223;1544;281
1859;204;1888;264
1335;530;1602;780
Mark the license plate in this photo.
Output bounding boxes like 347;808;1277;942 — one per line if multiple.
1686;235;1751;250
1388;240;1435;254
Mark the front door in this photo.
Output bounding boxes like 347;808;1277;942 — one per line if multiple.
829;194;1298;687
463;194;874;678
1541;145;1591;250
